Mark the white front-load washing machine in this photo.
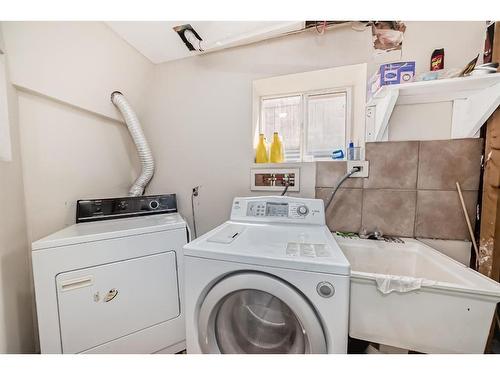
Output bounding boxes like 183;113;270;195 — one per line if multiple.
32;194;188;354
183;196;350;354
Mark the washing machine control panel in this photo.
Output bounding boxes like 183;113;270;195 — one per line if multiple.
231;197;325;225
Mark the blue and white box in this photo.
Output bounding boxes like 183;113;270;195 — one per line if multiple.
380;61;416;85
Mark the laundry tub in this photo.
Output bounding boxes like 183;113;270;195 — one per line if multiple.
335;236;500;354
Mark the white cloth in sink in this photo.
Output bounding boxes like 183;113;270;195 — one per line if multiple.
375;274;436;294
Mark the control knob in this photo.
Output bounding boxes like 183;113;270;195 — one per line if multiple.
118;200;128;210
297;205;309;216
149;200;160;210
317;282;335;298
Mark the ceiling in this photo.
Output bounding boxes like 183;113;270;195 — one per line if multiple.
106;21;304;64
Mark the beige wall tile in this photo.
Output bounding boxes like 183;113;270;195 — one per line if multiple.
315;139;482;241
362;189;417;237
316;161;363;188
415;190;478;240
316;188;363;233
417;138;483;191
364;141;419;189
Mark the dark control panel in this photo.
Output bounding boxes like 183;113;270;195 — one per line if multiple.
76;194;178;223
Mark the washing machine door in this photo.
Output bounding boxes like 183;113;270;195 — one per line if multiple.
198;273;327;354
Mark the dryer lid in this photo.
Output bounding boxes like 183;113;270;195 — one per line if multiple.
32;213;186;251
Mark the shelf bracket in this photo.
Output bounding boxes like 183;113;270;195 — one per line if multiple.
451;81;500;139
365;88;399;142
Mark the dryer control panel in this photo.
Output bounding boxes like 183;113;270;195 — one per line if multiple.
76;194;177;223
230;196;325;225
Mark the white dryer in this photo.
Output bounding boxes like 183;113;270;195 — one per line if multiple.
183;196;350;354
32;195;188;354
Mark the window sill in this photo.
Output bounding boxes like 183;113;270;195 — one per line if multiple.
252;162;308;168
252;160;345;168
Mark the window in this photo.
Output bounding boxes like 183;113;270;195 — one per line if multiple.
253;64;367;164
261;95;301;161
260;89;350;162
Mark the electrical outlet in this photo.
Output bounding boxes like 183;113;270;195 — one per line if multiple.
347;160;369;178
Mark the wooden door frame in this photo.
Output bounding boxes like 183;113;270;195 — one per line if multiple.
479;21;500;353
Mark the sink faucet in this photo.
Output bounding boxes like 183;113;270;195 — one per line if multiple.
359;228;383;240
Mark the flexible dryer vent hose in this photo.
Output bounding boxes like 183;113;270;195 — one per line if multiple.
111;91;155;196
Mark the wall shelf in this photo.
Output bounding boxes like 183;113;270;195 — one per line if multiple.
365;72;500;141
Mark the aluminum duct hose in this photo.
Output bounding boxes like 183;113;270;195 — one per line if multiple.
111;91;155;196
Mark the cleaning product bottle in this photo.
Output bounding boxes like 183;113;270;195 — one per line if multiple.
278;134;285;161
331;149;345;160
255;133;269;163
430;48;445;71
270;132;284;163
347;141;355;160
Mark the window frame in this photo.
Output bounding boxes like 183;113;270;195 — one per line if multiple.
259;86;352;162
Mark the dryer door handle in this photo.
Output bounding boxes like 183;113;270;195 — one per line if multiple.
59;276;93;292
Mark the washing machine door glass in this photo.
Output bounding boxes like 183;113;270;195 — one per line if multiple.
215;289;305;353
198;273;327;354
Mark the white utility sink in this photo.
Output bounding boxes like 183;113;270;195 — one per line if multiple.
335;235;500;354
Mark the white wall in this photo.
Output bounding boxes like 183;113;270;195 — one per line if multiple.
0;21;154;353
141;21;486;235
0;53;12;161
398;21;485;76
2;22;152;121
17;91;140;241
0;26;34;353
388;102;453;141
1;21;154;242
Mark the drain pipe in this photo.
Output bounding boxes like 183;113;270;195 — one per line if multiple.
111;91;155;196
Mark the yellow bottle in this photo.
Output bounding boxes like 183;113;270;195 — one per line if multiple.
270;132;284;163
255;134;269;163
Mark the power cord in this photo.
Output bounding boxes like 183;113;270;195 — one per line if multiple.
315;21;327;34
281;181;290;196
191;186;200;239
325;166;360;211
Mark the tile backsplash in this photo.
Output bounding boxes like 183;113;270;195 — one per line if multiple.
363;141;419;189
315;139;483;240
